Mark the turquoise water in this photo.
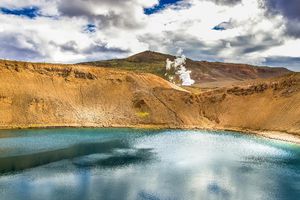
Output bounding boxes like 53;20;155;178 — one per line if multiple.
0;128;299;200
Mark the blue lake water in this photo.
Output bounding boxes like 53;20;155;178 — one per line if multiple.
0;128;299;200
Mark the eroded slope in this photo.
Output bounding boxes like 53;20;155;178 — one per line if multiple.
0;60;299;137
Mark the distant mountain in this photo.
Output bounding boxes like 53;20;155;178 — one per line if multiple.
80;51;291;86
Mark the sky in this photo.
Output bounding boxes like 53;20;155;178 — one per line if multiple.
0;0;299;71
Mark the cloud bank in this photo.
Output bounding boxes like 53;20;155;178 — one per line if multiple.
0;0;299;71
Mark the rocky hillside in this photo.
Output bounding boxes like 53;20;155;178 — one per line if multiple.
81;51;291;86
0;59;299;140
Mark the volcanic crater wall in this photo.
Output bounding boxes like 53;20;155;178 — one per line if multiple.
0;60;299;135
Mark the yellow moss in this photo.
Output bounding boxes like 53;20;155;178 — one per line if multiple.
136;111;150;118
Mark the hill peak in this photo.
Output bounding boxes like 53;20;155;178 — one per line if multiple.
80;50;292;86
126;50;175;62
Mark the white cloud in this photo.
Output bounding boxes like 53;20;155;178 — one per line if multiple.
0;0;299;70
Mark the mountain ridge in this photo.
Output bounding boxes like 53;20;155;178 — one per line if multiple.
80;50;291;87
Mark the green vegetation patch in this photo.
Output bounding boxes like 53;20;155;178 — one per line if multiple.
136;111;150;118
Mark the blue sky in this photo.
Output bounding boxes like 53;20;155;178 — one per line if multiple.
144;0;182;15
0;0;299;71
0;6;40;18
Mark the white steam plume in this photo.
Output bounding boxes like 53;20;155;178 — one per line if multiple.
165;49;195;86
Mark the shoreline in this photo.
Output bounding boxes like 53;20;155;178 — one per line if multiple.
0;124;299;145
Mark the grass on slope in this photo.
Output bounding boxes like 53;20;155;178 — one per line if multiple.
82;59;167;78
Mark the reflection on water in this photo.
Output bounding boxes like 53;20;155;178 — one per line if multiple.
0;128;299;200
0;140;153;174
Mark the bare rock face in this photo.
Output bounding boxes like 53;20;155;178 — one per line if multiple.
0;59;299;136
